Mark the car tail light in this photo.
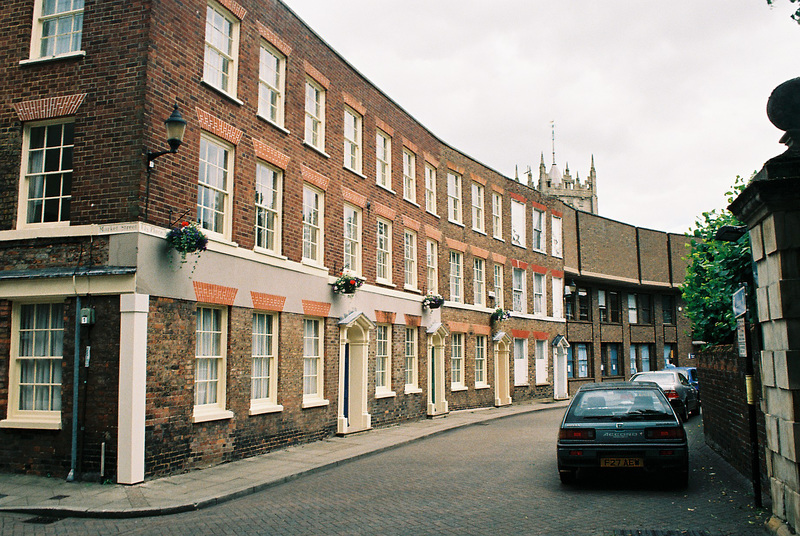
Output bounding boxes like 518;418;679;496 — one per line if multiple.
663;389;679;400
559;428;596;440
646;427;685;440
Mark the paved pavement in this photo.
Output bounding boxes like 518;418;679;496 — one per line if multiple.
0;399;568;519
0;398;789;535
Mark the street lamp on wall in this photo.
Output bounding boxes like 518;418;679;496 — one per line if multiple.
144;103;187;222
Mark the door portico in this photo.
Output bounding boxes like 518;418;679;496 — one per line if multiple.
427;322;449;417
337;311;375;434
493;331;512;406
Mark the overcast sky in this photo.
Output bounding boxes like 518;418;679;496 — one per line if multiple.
282;0;799;234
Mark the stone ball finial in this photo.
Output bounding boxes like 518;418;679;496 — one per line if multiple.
767;78;800;146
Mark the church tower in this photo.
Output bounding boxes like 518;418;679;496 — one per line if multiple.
529;124;599;214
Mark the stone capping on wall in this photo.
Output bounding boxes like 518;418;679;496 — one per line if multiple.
256;21;291;55
253;139;290;169
13;94;87;121
196;108;243;145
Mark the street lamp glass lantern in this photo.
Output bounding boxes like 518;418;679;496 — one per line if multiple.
164;104;187;153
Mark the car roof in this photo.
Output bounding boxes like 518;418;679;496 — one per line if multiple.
576;381;661;392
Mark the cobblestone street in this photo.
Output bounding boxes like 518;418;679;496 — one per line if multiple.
0;407;770;535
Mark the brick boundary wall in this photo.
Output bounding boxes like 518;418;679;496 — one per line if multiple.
697;341;769;505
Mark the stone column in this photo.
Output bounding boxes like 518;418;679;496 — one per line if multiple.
729;78;800;529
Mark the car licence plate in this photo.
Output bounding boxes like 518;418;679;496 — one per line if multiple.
600;457;643;468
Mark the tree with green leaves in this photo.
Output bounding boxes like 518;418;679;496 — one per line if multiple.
767;0;800;25
682;176;753;346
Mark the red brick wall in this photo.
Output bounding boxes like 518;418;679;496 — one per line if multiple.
697;343;768;503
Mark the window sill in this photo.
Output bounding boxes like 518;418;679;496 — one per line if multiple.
20;50;86;66
493;236;505;243
376;183;396;195
253;246;288;261
404;386;423;395
404;285;421;294
344;166;367;179
375;390;397;399
249;402;284;416
450;385;468;392
448;219;465;228
256;113;290;135
426;209;440;219
472;228;487;236
302;397;330;409
303;141;330;159
0;416;61;430
514;383;530;387
192;406;234;423
201;80;243;106
403;197;420;208
376;280;396;289
475;383;491;390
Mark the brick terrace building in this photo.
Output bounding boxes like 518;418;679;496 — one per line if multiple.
0;0;692;483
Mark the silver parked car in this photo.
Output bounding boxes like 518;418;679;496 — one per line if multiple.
631;370;700;421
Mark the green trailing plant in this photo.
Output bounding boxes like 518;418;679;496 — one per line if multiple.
683;176;754;347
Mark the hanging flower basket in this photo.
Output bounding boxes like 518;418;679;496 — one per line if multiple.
332;271;364;294
490;307;511;323
166;221;208;261
422;294;444;309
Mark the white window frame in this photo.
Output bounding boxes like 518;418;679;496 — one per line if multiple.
0;301;65;430
552;215;563;258
258;41;286;127
302;184;324;265
343;204;362;275
198;134;234;240
492;192;503;240
535;339;548;385
552;277;564;319
376;217;393;284
512;267;526;314
402;148;416;203
475;335;488;388
449;251;463;303
628;293;639;324
18;119;74;228
254;161;282;255
532;209;545;252
304;78;326;151
426;239;439;294
404;229;418;290
451;332;465;390
404;327;420;393
204;0;240;98
473;258;485;306
533;272;545;316
302;317;328;407
375;324;395;398
343;106;362;174
251;312;282;414
511;199;526;248
194;306;233;423
29;0;84;61
425;163;437;215
447;171;462;224
471;183;485;233
376;130;392;190
493;264;504;309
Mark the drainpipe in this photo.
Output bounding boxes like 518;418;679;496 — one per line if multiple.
66;295;81;482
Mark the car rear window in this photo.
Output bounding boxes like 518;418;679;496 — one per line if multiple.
632;372;675;388
565;389;674;422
